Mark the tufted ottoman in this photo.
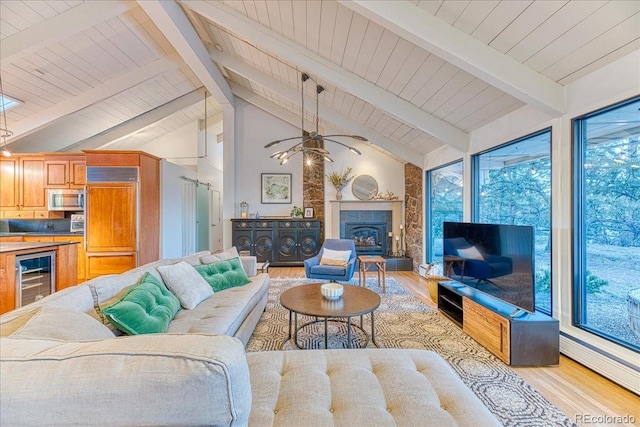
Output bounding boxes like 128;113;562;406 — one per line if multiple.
246;348;500;426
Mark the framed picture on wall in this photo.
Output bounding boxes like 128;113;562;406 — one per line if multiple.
304;207;314;218
261;173;292;204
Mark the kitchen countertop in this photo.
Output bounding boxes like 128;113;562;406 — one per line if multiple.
0;241;80;254
0;232;83;237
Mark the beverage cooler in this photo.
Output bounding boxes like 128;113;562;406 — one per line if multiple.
15;251;56;307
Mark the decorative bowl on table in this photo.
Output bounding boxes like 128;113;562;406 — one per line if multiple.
321;283;344;300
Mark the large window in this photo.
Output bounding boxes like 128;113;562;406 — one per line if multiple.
574;97;640;351
472;130;552;314
426;161;463;263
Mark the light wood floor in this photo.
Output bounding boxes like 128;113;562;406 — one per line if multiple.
268;267;639;427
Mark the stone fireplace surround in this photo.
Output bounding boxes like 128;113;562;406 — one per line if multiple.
327;200;411;270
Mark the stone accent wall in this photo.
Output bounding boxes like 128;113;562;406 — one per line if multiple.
302;139;325;243
404;163;423;272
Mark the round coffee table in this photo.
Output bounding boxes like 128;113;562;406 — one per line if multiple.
279;283;381;349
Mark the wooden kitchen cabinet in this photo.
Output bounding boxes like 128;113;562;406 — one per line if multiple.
44;156;86;189
54;236;86;283
19;157;47;210
85;183;137;252
0;157;19;209
0;242;78;315
21;235;85;283
0;156;46;215
86;252;136;280
84;150;160;276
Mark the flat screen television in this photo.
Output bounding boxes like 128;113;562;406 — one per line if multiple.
443;222;535;313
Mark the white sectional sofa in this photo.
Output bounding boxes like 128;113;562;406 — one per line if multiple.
0;251;500;427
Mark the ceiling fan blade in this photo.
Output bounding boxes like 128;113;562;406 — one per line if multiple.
323;134;368;141
324;138;361;155
264;136;303;148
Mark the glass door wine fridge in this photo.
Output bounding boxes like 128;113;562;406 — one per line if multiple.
15;251;56;307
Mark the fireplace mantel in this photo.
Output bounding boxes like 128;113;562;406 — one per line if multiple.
327;200;404;239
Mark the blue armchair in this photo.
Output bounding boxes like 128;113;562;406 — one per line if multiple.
304;239;357;282
443;237;512;284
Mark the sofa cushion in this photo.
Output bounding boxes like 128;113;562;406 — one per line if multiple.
246;348;501;427
168;273;269;337
320;248;352;266
0;334;252;427
194;257;251;292
10;306;115;341
157;261;214;309
101;273;181;335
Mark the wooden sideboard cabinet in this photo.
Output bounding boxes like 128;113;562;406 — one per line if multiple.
438;281;559;366
231;219;320;266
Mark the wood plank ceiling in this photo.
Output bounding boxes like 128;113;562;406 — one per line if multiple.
0;0;638;165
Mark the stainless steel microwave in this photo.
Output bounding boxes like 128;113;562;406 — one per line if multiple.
47;189;84;211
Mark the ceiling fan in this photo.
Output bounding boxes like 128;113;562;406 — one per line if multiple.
265;72;367;164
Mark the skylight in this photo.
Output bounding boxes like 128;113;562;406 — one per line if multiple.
0;94;20;112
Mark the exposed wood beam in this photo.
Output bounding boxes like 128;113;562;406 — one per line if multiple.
62;88;207;152
5;53;182;146
339;0;566;117
137;0;234;106
217;53;423;166
1;1;136;63
181;0;468;153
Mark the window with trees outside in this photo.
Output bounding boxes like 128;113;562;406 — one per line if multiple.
574;97;640;351
472;130;552;314
426;161;463;263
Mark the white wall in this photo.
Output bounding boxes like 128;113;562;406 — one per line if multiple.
234;98;406;225
137;121;199;169
424;50;640;393
160;160;197;258
234;98;302;217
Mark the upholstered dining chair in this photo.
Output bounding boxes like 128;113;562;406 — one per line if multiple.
304;239;357;282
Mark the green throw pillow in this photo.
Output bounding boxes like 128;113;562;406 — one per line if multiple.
194;257;251;292
101;272;181;335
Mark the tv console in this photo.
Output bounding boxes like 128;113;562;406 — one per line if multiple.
437;281;559;366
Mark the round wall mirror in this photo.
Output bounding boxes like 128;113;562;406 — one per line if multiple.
352;175;378;200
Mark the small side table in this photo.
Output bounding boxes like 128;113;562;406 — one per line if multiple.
443;256;465;281
358;255;387;293
257;260;270;273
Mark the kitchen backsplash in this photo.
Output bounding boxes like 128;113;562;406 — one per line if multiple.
1;219;72;233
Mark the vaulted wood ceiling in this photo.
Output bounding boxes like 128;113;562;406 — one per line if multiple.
1;0;638;165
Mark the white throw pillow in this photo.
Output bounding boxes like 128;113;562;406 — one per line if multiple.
157;261;214;309
201;246;240;264
11;306;115;341
320;248;352;266
457;246;484;260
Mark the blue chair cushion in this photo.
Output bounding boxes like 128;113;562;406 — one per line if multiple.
310;265;347;276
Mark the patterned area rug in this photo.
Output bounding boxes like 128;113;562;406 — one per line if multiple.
246;277;577;427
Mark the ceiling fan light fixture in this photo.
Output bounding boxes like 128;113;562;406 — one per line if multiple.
264;140;281;148
266;72;366;164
